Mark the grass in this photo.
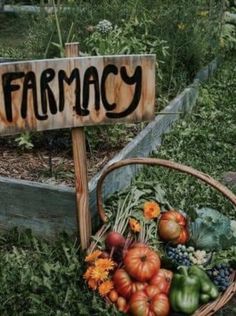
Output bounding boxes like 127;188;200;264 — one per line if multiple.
0;52;235;315
0;12;29;50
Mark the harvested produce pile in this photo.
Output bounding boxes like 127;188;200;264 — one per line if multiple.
84;186;236;315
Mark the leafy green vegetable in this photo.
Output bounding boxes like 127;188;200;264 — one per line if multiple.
190;208;236;250
209;247;236;268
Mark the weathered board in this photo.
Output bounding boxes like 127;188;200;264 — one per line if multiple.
0;55;155;136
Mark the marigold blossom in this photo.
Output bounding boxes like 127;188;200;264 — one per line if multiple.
143;201;161;220
91;266;109;282
98;280;114;297
95;258;115;271
85;250;102;262
129;218;141;233
83;266;94;280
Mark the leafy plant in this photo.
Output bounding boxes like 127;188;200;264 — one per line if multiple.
190;208;236;250
15;132;34;150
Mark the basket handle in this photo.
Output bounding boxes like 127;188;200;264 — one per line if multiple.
97;157;236;222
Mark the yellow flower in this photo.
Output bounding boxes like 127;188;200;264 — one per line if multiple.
143;201;161;220
95;258;115;271
88;278;97;290
85;250;102;262
98;280;114;297
83;266;93;280
129;218;141;233
177;23;186;31
91;266;109;282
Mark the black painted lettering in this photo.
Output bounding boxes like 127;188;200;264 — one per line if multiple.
58;68;87;116
2;72;24;122
40;68;57;115
83;66;100;114
106;65;142;119
21;71;47;120
101;64;118;111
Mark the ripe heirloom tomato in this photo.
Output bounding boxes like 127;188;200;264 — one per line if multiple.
129;289;170;316
113;269;133;298
124;247;160;282
158;211;189;245
172;228;189;245
161;210;186;226
144;285;161;298
131;282;147;294
158;219;181;241
150;269;173;295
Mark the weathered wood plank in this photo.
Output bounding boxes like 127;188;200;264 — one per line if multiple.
0;176;76;235
0;55;155;136
65;42;91;249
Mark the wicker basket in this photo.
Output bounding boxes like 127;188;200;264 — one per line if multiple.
90;157;236;316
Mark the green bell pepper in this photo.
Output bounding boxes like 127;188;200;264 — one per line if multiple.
170;266;201;315
189;265;219;300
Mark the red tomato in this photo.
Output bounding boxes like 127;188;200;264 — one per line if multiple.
158;219;181;241
124;247;161;282
150;269;173;295
161;210;186;226
129;290;170;316
113;269;132;298
172;228;189;245
145;285;162;298
131;282;147;294
158;211;189;245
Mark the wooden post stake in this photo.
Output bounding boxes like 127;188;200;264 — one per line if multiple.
65;42;91;249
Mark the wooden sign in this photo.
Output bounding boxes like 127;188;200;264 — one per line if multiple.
0;55;155;136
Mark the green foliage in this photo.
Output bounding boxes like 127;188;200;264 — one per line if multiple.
0;230;122;315
85;14;168;61
143;54;236;219
221;23;236;51
15;132;34;150
85;124;136;151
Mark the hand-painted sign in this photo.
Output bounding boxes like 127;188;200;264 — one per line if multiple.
0;54;155;136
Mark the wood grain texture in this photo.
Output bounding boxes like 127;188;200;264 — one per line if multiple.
66;43;91;249
0;176;76;236
0;54;155;136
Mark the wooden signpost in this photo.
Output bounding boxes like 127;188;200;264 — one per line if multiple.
0;43;156;249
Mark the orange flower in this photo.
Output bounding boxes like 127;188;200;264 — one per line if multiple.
143;201;161;220
83;266;94;280
129;218;141;233
91;266;109;282
95;258;115;271
88;278;97;290
85;250;102;262
98;280;114;297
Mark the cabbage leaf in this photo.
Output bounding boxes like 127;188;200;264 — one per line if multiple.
189;208;236;250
